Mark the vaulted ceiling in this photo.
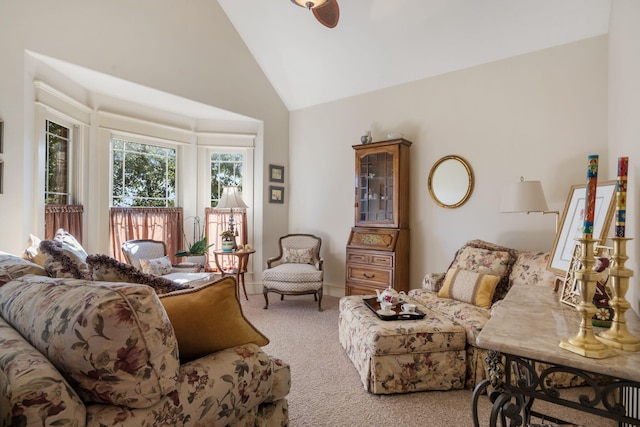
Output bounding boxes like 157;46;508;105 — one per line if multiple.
217;0;611;111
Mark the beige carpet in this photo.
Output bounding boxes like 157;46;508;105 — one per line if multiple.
240;294;616;427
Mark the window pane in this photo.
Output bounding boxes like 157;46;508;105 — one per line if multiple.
45;120;70;204
210;152;243;207
111;138;177;207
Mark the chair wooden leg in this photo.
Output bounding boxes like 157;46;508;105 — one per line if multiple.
263;288;269;309
280;294;284;300
317;287;323;311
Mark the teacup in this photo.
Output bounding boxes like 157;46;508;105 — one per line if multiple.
401;303;416;313
379;301;393;313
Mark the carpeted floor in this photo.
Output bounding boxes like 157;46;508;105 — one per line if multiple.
240;293;616;427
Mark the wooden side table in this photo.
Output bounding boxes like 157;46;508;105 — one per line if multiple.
212;249;255;300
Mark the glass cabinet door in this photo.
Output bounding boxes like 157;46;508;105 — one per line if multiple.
357;150;394;225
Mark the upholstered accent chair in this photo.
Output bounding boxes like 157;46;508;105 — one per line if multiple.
263;234;324;311
121;239;213;287
122;239;168;270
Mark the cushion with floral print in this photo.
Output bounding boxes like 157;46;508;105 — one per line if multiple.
23;233;46;266
53;228;88;263
0;315;86;426
86;254;189;295
0;275;180;408
39;239;90;279
139;255;173;275
0;251;48;281
282;247;316;265
437;240;517;304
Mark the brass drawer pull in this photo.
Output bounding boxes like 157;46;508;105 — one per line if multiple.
363;273;375;279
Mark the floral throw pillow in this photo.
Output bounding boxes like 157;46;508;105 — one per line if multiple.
39;240;90;279
282;247;315;265
140;255;173;276
0;276;180;408
0;251;48;281
53;229;88;263
86;254;188;295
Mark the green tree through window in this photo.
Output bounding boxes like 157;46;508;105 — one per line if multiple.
210;152;243;206
112;139;176;207
45;120;70;204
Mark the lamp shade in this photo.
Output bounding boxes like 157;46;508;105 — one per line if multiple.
500;181;549;213
217;186;248;210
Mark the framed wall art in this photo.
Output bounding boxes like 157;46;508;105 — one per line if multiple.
0;160;3;194
547;181;616;276
269;186;284;204
269;165;284;183
0;120;4;154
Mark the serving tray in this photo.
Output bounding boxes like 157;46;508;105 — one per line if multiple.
363;297;426;321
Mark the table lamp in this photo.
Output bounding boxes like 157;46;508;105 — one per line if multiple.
216;186;248;250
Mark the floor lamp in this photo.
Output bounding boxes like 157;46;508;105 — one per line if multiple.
216;186;248;250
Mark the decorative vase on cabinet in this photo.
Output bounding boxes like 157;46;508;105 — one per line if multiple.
346;138;411;296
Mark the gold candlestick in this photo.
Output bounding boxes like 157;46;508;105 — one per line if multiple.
559;238;615;358
596;237;640;351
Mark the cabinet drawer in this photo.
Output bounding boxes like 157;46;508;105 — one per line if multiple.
346;283;379;297
346;265;392;287
347;251;393;268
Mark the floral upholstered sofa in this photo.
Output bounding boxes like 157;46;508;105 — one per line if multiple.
407;239;558;389
339;239;558;393
0;249;290;427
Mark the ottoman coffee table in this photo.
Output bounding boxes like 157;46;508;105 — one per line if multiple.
339;295;467;394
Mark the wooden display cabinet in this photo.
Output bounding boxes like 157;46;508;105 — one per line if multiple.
346;139;411;296
353;138;411;228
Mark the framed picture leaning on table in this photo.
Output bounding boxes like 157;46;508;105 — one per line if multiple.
547;181;616;276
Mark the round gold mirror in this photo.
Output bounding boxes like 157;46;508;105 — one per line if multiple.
428;155;474;209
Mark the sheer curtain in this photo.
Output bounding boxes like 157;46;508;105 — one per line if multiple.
110;207;183;263
204;207;247;271
45;204;84;243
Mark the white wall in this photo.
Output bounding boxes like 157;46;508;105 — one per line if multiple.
290;36;609;295
0;0;289;273
609;0;640;312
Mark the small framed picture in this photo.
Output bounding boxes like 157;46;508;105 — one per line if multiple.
0;160;3;194
269;164;284;183
269;186;284;204
0;120;4;154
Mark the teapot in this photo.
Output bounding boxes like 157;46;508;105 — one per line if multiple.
376;287;405;305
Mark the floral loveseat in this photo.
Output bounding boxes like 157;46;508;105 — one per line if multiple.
0;248;290;426
407;239;558;389
339;239;558;393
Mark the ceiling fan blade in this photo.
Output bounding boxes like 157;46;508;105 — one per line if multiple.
312;0;339;28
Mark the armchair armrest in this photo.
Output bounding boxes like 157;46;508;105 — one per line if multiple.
422;272;445;292
171;263;203;273
266;256;283;269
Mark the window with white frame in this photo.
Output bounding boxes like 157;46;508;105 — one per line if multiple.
210;152;244;206
44;119;72;204
111;137;177;207
41;115;85;242
204;147;253;264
